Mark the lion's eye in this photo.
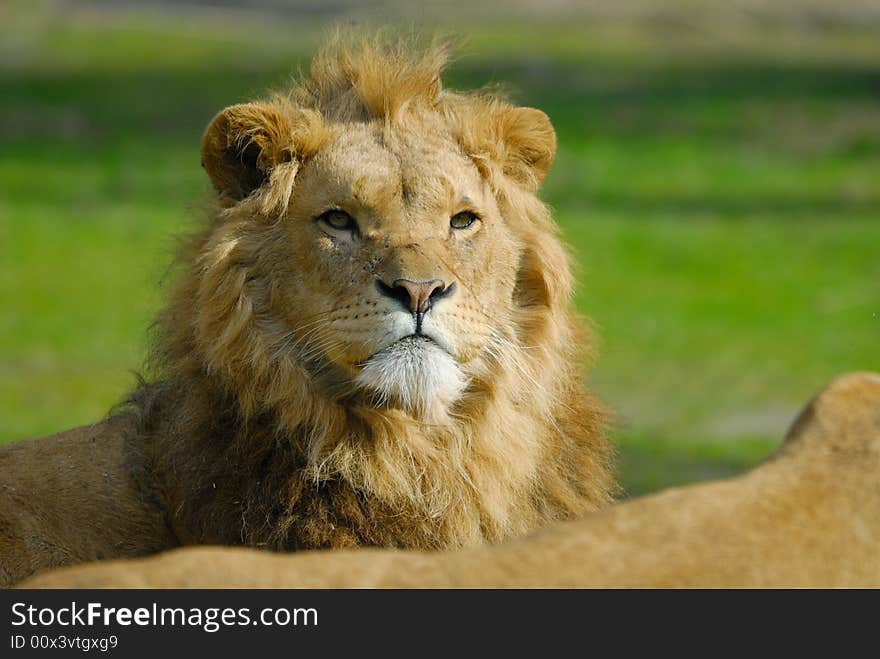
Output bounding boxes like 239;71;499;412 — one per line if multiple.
450;211;479;230
318;209;357;233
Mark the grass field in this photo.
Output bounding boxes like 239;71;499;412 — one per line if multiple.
1;4;878;495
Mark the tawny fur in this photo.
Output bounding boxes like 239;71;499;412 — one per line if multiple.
142;34;615;550
0;35;616;585
22;372;880;589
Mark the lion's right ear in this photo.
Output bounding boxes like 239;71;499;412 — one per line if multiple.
201;101;330;211
201;102;294;205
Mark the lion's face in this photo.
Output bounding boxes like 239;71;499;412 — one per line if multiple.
274;122;519;414
198;82;558;421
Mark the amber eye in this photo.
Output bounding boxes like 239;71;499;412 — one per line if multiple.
318;209;357;233
450;211;479;230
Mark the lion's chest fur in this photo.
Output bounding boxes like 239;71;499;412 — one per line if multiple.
150;432;525;552
138;394;508;551
132;377;611;552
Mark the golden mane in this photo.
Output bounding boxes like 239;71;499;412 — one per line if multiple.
294;33;451;120
124;34;616;552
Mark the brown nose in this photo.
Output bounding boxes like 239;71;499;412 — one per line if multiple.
376;278;453;314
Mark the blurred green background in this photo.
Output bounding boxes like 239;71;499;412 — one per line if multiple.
1;0;878;496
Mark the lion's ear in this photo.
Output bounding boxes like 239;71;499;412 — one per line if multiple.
492;106;557;190
453;101;557;192
200;102;297;206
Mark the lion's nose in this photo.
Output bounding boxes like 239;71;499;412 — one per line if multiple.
376;278;454;314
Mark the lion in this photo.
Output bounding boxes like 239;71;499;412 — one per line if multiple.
20;371;880;588
0;35;617;587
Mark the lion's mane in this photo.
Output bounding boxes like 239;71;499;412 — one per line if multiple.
126;35;616;551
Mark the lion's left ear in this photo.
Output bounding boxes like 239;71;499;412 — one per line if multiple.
491;106;557;191
452;101;557;192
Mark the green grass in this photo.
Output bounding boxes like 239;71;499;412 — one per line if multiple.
2;7;878;495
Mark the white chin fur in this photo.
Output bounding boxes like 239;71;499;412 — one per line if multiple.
354;337;466;422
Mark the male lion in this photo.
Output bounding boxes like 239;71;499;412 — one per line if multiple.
0;37;616;586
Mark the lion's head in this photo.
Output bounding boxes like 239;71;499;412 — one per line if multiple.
140;35;614;550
